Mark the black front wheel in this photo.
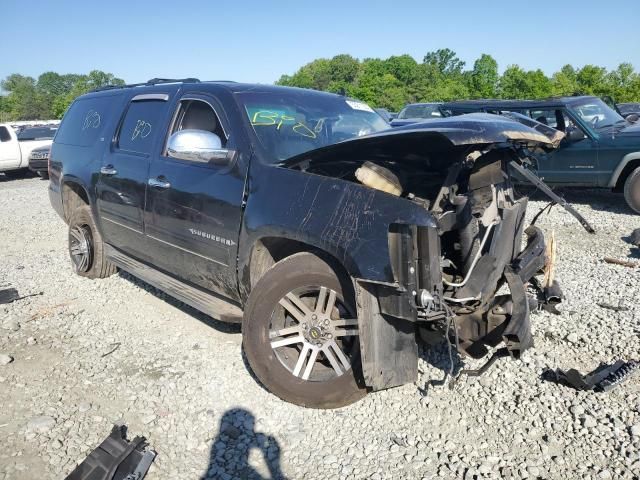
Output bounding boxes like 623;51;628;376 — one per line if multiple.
242;252;367;408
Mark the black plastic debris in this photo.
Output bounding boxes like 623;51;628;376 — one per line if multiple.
65;425;156;480
542;360;639;392
0;288;19;305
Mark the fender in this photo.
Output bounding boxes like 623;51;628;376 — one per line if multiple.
608;151;640;187
237;162;437;300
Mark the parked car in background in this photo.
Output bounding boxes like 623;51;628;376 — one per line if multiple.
442;96;640;213
618;102;640;121
0;124;56;178
28;145;51;178
390;103;445;127
49;78;564;408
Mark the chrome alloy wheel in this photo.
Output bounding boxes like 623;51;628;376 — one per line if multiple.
69;225;93;272
269;286;359;381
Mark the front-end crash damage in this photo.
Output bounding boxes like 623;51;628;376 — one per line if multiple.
280;114;568;390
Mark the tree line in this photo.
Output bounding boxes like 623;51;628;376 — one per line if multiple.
1;49;639;121
0;70;124;122
277;49;640;111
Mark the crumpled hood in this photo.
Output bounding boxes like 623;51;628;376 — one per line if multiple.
281;113;563;168
388;113;564;147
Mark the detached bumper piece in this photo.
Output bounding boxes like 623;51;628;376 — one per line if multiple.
65;425;156;480
543;360;639;392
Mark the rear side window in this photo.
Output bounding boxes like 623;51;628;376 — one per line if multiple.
55;94;120;147
117;100;168;155
0;127;11;142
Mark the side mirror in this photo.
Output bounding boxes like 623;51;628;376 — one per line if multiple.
566;127;586;143
167;129;234;165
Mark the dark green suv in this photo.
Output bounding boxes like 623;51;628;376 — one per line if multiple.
443;96;640;213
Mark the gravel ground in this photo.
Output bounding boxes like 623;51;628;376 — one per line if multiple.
0;176;639;480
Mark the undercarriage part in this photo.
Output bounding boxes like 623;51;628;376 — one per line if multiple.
509;160;595;233
449;347;510;388
65;424;156;480
543;360;639;392
355;161;402;196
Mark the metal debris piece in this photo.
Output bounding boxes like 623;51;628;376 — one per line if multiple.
0;288;19;305
597;301;629;312
65;424;156;480
543;360;639;392
509;160;595;234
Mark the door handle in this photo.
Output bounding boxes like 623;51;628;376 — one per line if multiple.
148;177;171;189
100;165;118;176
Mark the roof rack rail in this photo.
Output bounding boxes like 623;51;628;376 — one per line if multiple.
91;77;201;93
145;77;201;85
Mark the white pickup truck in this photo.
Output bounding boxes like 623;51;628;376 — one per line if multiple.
0;124;57;177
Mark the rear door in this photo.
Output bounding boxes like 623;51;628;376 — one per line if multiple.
96;93;172;262
0;126;21;170
144;93;248;300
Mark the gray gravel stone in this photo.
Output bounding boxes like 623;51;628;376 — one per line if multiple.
26;416;56;433
0;353;13;365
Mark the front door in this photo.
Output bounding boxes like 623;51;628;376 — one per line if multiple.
530;109;599;185
96;93;172;262
144;95;247;301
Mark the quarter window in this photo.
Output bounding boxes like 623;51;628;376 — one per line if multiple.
55;94;119;147
118;99;169;155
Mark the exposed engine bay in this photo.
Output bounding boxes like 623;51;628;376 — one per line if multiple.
281;114;588;382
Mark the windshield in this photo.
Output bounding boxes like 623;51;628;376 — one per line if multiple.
17;127;57;141
397;104;443;119
238;91;389;162
569;98;624;128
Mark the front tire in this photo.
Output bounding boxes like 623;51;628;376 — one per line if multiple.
624;167;640;214
68;206;117;279
242;252;367;408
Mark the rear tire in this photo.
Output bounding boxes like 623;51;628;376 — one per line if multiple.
624;167;640;214
68;206;117;279
242;252;367;408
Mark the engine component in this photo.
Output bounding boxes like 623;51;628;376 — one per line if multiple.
355;161;402;196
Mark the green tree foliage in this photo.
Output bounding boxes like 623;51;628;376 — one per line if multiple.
0;70;124;121
277;50;640;111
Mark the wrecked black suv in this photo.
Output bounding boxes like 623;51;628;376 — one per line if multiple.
49;79;565;408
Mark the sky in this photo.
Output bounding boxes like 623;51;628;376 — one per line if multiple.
2;0;639;85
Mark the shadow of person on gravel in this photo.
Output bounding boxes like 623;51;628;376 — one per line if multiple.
201;408;286;480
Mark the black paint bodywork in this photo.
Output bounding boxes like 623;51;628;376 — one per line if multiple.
49;82;558;391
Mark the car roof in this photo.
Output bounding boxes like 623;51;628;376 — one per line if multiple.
443;96;597;109
81;80;349;102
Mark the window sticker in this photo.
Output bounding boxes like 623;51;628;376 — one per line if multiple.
345;100;374;113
